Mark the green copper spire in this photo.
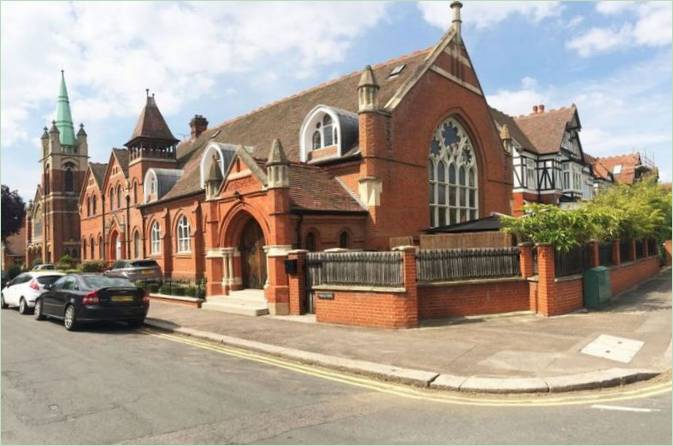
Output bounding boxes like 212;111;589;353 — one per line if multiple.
55;70;76;147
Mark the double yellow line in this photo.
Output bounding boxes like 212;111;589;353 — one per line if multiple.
143;329;671;408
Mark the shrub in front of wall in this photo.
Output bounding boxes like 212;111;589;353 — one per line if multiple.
185;286;197;297
148;283;160;293
7;264;22;280
172;287;186;296
81;261;106;273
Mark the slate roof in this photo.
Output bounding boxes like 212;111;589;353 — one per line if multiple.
514;105;577;155
112;149;130;175
155;48;430;207
126;95;179;147
489;107;537;153
90;162;108;188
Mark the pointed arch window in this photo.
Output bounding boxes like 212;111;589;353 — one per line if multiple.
133;231;141;259
64;163;75;192
339;231;350;249
109;188;114;210
150;222;161;255
176;216;191;253
90;237;94;259
428;118;478;227
116;185;122;209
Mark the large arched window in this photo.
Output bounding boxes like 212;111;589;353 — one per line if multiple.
428;117;478;227
90;237;94;259
98;235;103;258
64;163;75;192
150;222;161;255
86;196;91;216
176;216;191;253
109;188;114;210
82;239;87;259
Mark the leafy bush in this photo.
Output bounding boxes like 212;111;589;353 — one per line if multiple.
148;283;160;293
185;286;197;297
81;261;106;273
57;254;76;270
159;284;172;295
7;264;22;280
172;287;185;296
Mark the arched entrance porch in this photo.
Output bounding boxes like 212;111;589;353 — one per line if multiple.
239;219;267;289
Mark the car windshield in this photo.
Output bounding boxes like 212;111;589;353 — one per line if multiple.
131;260;159;268
81;275;134;290
112;261;128;269
36;275;62;285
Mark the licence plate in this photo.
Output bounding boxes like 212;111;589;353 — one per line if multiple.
111;295;134;302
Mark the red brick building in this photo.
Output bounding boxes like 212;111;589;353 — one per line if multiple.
73;2;515;314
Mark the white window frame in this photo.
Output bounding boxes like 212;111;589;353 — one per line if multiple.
526;158;536;190
299;106;343;162
150;222;161;255
176;216;191;253
428;117;478;227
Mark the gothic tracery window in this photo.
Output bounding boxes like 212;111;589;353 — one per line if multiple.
428;118;478;227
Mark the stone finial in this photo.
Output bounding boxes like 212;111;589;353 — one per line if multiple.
41;127;49;140
358;65;380;113
266;138;289;166
499;124;511;141
77;123;87;137
49;120;59;134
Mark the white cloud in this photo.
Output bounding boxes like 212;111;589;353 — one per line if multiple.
0;1;388;149
418;1;562;30
567;2;671;57
486;53;672;181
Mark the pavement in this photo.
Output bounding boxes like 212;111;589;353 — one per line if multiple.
145;268;672;394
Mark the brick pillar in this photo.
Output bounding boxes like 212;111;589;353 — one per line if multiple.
518;242;534;278
643;239;649;258
204;250;223;297
630;239;637;262
287;249;308;315
395;246;418;328
612;239;621;266
588;240;600;268
265;246;290;315
536;243;556;317
664;240;672;266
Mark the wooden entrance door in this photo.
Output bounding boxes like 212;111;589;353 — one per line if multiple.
239;219;267;289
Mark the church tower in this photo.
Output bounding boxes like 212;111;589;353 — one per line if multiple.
37;71;88;263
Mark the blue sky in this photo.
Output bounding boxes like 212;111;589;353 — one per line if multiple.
2;1;671;201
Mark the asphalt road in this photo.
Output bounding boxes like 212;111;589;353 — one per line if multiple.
2;308;671;444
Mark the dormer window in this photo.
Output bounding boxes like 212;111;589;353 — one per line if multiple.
300;105;358;162
613;164;622;174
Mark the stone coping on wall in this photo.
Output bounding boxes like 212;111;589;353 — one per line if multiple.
418;276;524;287
311;284;406;293
150;293;203;308
554;274;583;283
606;255;659;271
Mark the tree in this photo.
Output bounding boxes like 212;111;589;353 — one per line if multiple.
1;185;25;243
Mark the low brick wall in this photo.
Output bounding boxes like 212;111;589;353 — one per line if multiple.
550;277;583;316
149;294;202;308
418;278;529;319
314;287;416;329
610;257;660;296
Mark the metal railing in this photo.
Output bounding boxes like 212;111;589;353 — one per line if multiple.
599;242;613;266
555;245;589;277
417;247;520;282
635;240;645;259
306;251;403;288
620;240;633;262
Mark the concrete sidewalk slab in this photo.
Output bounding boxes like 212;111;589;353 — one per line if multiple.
144;269;671;394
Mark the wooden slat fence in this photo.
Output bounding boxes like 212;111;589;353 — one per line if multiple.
306;251;403;288
554;245;589;277
416;247;520;282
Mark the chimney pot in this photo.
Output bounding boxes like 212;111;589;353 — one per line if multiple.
539;104;545;113
532;105;538;114
189;114;208;140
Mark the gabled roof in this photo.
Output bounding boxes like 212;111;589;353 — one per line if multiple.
112;149;130;176
174;48;431;166
125;94;178;147
489;107;537;154
514;105;578;155
90;162;108;188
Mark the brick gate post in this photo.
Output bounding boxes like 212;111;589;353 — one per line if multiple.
287;249;308;315
612;239;621;266
536;243;556;317
518;242;534;278
394;245;419;328
588;240;600;268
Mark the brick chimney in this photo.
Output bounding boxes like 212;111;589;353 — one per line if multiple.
538;104;545;113
189;114;208;140
532;105;538;114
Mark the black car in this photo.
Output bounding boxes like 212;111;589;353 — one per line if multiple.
35;274;149;331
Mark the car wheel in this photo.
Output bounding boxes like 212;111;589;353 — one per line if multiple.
64;305;78;331
34;299;45;320
1;293;7;309
18;298;29;315
127;319;145;329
